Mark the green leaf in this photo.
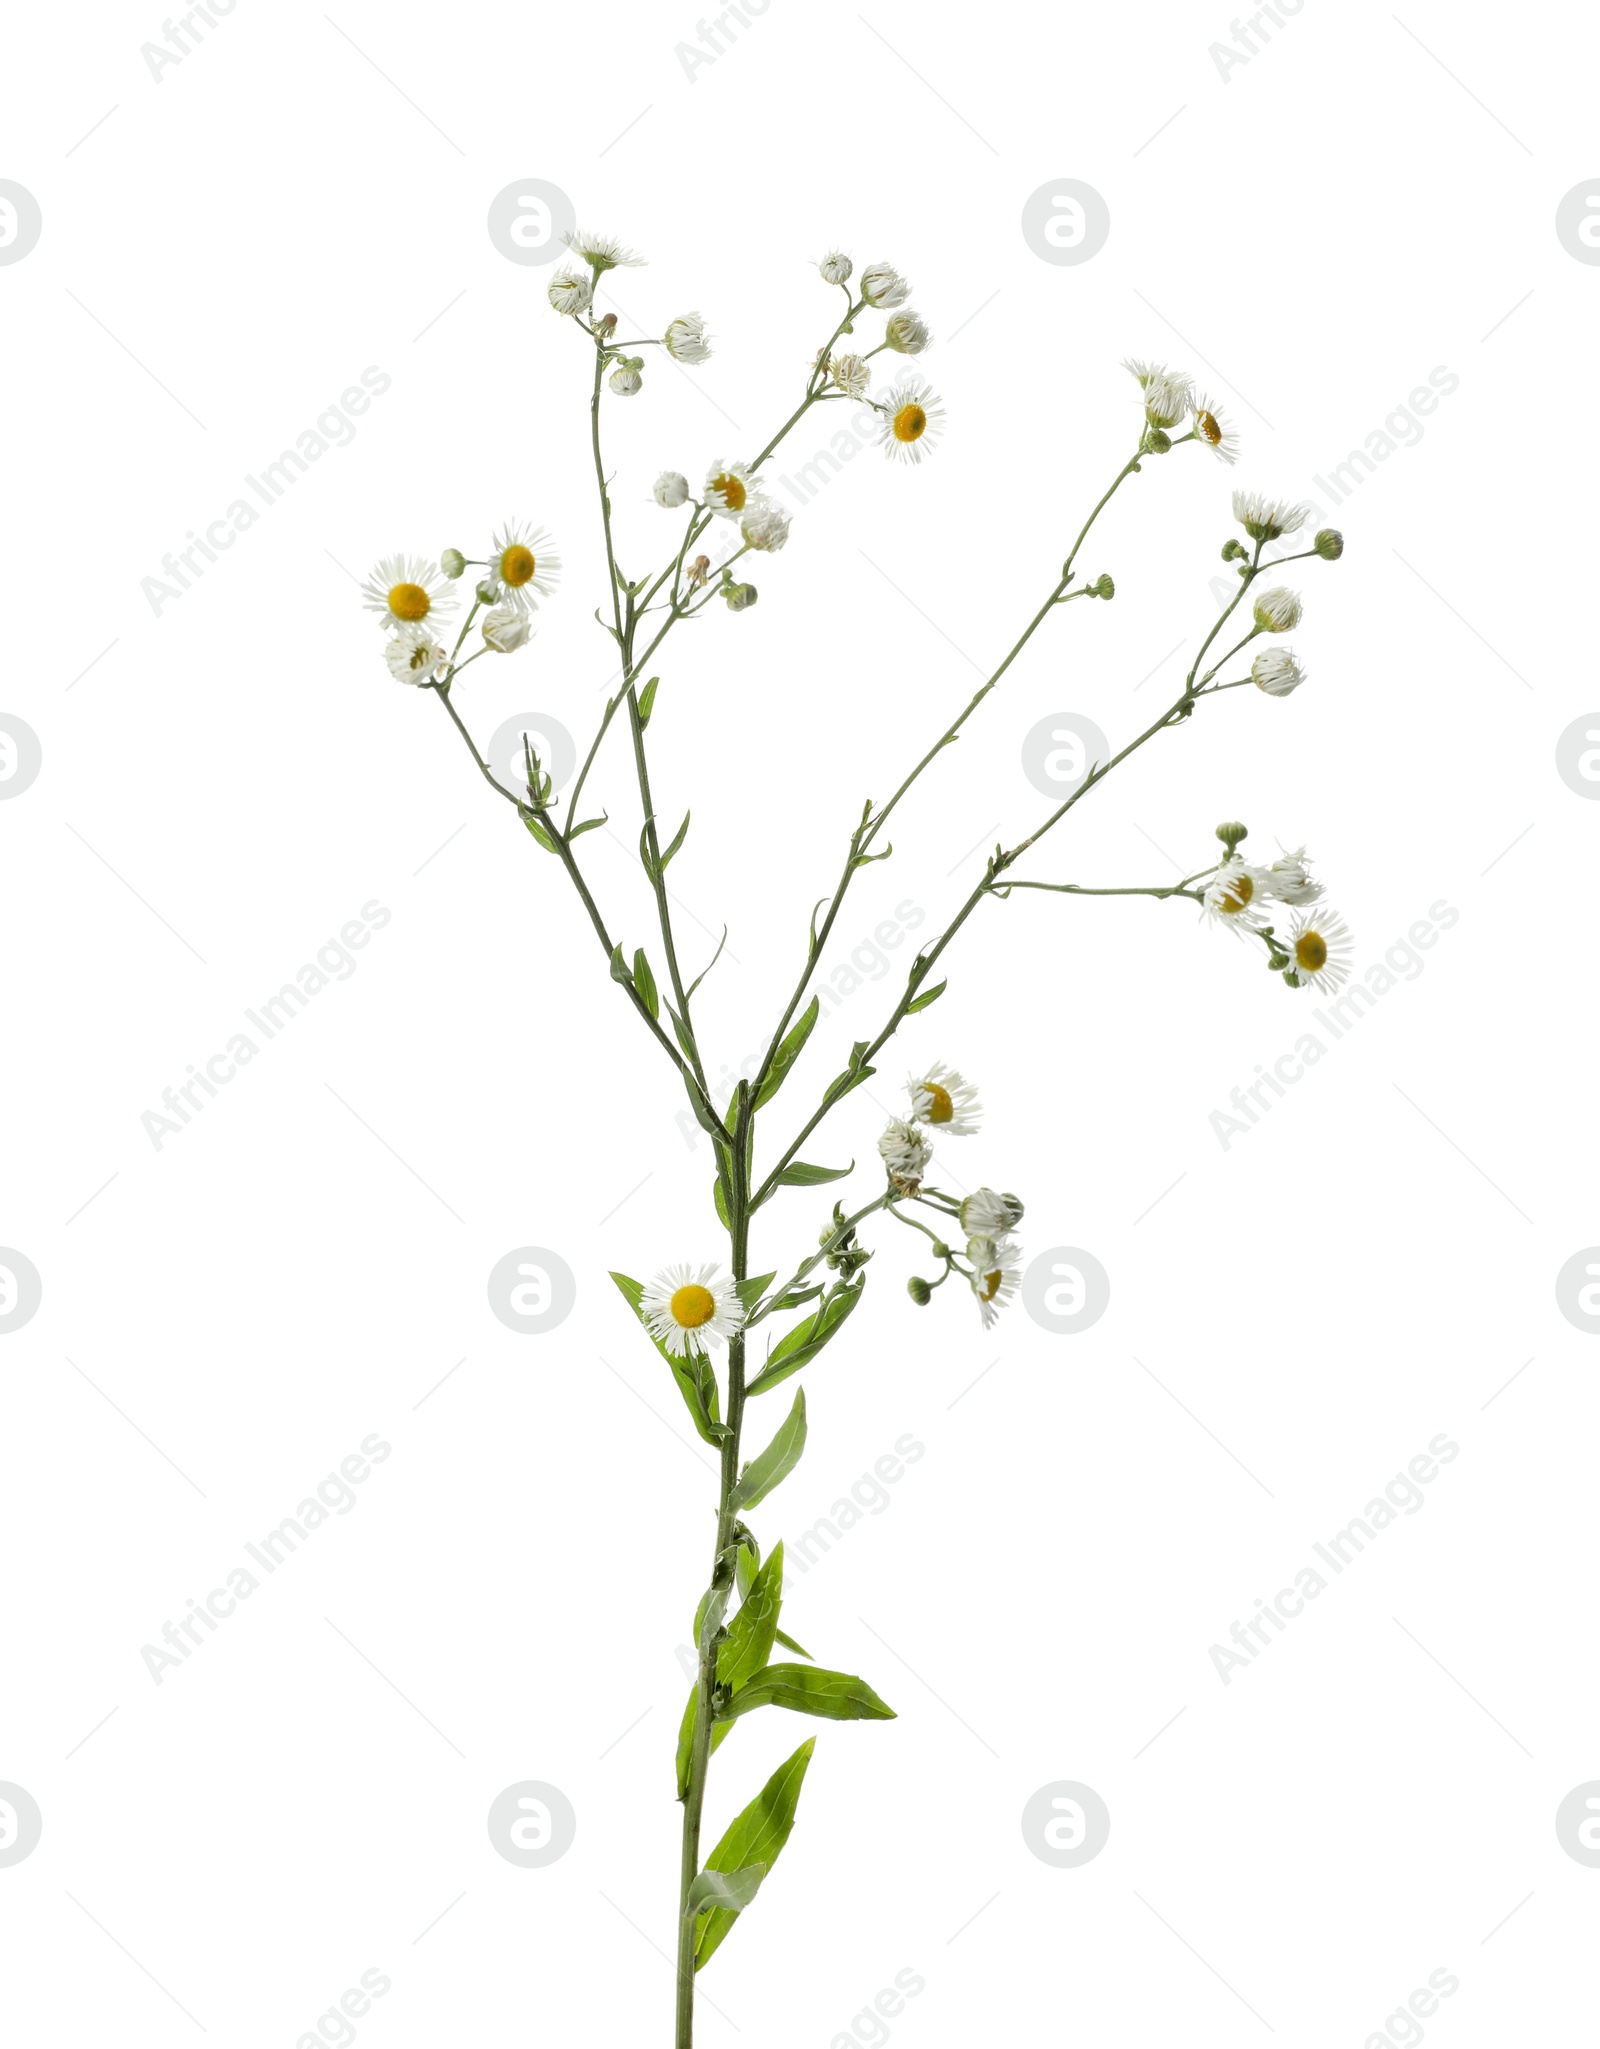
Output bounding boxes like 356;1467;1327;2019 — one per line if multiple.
676;1684;733;1800
775;1627;813;1660
906;976;947;1014
717;1663;896;1725
659;810;691;870
730;1391;807;1511
754;997;819;1110
774;1159;855;1188
633;948;659;1020
719;1543;785;1693
694;1738;816;1969
637;675;659;726
713;1177;729;1229
609;1271;726;1445
609;942;632;987
666;1004;698;1064
687;1863;767;1920
686;927;729;1003
568;813;608;839
746;1281;863;1398
522;815;557;853
735;1273;776;1312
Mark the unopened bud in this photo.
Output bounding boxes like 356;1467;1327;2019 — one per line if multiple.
441;548;466;579
1314;527;1344;560
906;1276;933;1306
1143;427;1172;454
724;581;758;612
1091;573;1114;600
1215;820;1249;850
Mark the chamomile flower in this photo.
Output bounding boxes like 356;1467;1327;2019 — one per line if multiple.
562;228;645;273
907;1062;981;1135
960;1188;1025;1236
1283;909;1353;995
547;269;593;317
482;605;532;653
884;310;931;356
827;352;870;400
1191;392;1239;464
1261;847;1323;905
1122;357;1180;391
383;623;449;685
971;1239;1022;1331
362;553;458;635
1232;490;1310;543
485;522;560;616
1202;857;1271;931
876;376;945;465
639;1263;743;1358
1252;648;1307;697
1253;586;1302;633
878;1118;933;1192
705;459;760;518
664;314;712;364
654;471;689;508
818;250;853;285
740;499;790;553
1140;368;1195;431
860;262;910;308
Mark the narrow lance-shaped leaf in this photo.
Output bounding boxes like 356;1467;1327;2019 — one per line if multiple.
906;976;947;1014
716;1663;896;1725
636;675;659;725
735;1273;776;1313
753;996;819;1110
730;1390;807;1511
694;1738;816;1970
773;1159;855;1188
659;810;691;870
719;1542;785;1694
746;1280;864;1398
633;948;659;1020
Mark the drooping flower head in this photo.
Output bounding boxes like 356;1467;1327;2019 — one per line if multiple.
1232;490;1311;544
971;1239;1022;1330
1202;857;1270;933
1262;847;1323;905
878;1118;933;1192
486;522;560;616
740;499;791;554
547;270;593;317
827;352;870;400
482;605;532;654
664;314;712;364
639;1263;743;1358
384;623;450;685
876;377;945;465
1283;910;1353;995
1191;392;1239;464
1139;367;1195;431
654;471;689;508
1252;648;1307;697
1253;586;1303;634
884;310;931;356
362;554;458;635
860;262;910;308
960;1188;1025;1237
907;1062;981;1135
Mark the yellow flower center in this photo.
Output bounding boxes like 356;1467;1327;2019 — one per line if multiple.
1218;873;1253;913
388;582;431;622
922;1082;954;1124
712;473;746;512
670;1283;717;1330
1294;930;1328;972
1197;410;1222;446
893;403;927;444
501;545;537;587
978;1269;1001;1302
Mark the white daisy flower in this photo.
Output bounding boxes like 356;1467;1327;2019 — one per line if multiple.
971;1239;1022;1331
860;262;910;308
639;1263;743;1358
664;314;712;364
884;310;931;356
1140;368;1194;430
562;228;645;273
1122;357;1180;391
362;553;458;635
1202;857;1271;932
547;269;593;317
485;522;560;616
384;623;450;685
1232;490;1310;543
704;459;761;519
907;1062;981;1135
1283;909;1353;995
740;499;790;553
1252;647;1307;697
653;471;689;508
1191;392;1239;464
610;364;642;396
1261;847;1323;905
818;250;853;286
827;352;870;400
482;605;532;653
878;1118;933;1191
877;376;945;465
959;1188;1025;1236
1253;586;1302;633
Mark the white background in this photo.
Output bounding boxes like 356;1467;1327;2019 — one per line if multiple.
3;1;1598;2042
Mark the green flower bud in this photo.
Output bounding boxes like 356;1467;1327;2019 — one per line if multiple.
906;1275;933;1306
1221;538;1245;562
1314;527;1344;561
441;548;467;579
930;1240;949;1260
1143;427;1172;454
1215;820;1249;850
1091;573;1114;600
475;579;498;605
724;582;758;612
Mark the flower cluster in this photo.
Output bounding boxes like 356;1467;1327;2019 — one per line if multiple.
1123;358;1239;464
1198;828;1353;994
362;522;560;686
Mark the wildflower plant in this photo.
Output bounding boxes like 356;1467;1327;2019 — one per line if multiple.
363;228;1351;2044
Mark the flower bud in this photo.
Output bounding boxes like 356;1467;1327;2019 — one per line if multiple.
930;1240;949;1260
1143;427;1172;454
1314;527;1344;560
906;1276;932;1306
654;471;689;508
1215;820;1249;850
482;605;531;654
1091;574;1115;600
818;251;853;286
1221;538;1245;561
475;579;498;606
724;581;758;612
441;548;466;579
610;363;642;396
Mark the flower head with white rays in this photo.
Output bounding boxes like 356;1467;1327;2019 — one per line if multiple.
1283;909;1353;995
486;522;560;616
1232;490;1310;543
1191;392;1239;464
907;1062;981;1135
547;269;593;317
960;1188;1025;1237
1253;586;1302;634
704;459;760;518
1252;647;1307;697
860;261;910;308
1202;856;1271;932
740;499;790;553
1121;357;1179;391
971;1238;1022;1331
878;1118;933;1192
876;376;945;465
1140;367;1194;431
640;1263;743;1358
884;310;931;356
384;623;449;685
610;364;642;396
562;228;645;273
827;351;870;400
482;605;532;654
1262;847;1323;906
654;471;689;508
664;313;712;364
362;553;458;635
818;250;853;286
